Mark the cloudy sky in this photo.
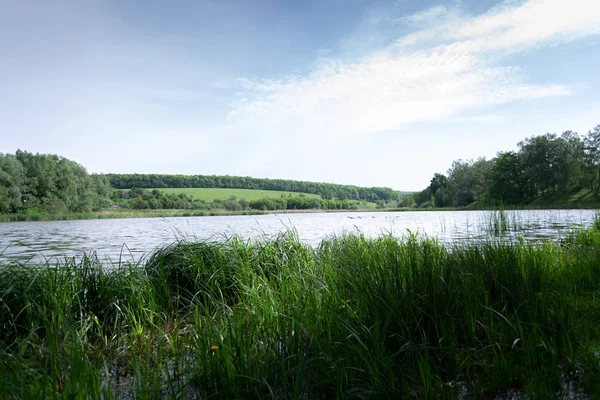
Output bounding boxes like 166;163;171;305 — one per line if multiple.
1;0;599;190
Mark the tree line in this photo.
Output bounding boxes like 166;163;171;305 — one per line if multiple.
115;188;367;212
105;174;400;203
0;150;112;214
412;124;600;208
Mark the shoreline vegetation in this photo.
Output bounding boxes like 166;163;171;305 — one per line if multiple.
2;219;600;398
1;201;598;223
0;208;268;223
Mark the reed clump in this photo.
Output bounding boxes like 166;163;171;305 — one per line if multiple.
1;225;600;398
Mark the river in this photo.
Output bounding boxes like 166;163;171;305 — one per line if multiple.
0;209;597;263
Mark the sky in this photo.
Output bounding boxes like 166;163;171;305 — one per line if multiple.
1;0;600;191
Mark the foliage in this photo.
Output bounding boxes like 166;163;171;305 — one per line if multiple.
584;125;600;195
247;196;360;211
488;151;530;204
0;150;112;214
141;187;321;202
416;124;600;208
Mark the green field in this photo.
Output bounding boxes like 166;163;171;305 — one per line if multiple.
147;187;322;202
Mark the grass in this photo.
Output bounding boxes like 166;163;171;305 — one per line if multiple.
2;223;600;398
485;208;524;236
461;188;600;211
529;187;600;209
140;188;322;202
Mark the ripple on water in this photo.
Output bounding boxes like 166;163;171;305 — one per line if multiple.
0;210;597;263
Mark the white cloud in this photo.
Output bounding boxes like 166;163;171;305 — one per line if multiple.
398;5;456;26
226;0;597;142
229;2;596;140
400;0;600;53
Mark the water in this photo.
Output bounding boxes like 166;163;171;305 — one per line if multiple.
0;209;597;263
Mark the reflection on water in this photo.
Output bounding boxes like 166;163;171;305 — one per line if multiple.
0;210;597;263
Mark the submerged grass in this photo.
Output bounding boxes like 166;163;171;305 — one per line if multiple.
2;224;600;398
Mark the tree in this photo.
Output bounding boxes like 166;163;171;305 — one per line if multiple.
5;150;112;214
558;130;586;190
400;194;415;207
488;151;530;204
90;174;113;210
584;125;600;195
446;158;492;207
130;197;149;209
225;199;242;211
0;154;26;212
518;134;558;194
428;173;447;195
309;198;321;209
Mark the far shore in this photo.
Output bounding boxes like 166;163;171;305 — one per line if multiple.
1;204;598;223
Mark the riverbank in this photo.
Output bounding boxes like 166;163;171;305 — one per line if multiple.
0;207;462;223
1;221;600;398
1;198;598;223
0;207;413;222
0;208;268;222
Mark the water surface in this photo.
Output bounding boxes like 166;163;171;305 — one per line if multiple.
0;210;597;263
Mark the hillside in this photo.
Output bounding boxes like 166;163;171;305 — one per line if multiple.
151;188;321;202
106;173;401;203
528;188;600;209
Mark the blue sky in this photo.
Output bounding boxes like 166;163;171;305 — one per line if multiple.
1;0;599;190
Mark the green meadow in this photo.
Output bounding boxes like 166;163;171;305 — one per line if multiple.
147;187;322;202
2;218;600;398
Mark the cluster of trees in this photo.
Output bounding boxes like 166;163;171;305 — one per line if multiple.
414;125;600;207
115;189;366;212
0;151;112;214
113;188;206;210
247;197;364;211
106;174;400;203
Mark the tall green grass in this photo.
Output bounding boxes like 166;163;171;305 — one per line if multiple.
485;209;524;236
2;224;600;398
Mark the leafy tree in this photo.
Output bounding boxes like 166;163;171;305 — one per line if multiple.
0;154;25;212
488;151;529;204
557;131;586;190
518;134;559;194
130;197;149;209
428;173;447;195
584;125;600;195
446;158;492;206
434;187;452;208
7;150;112;214
309;198;321;209
400;194;415;208
225;200;242;211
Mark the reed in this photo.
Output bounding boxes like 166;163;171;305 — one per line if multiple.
1;222;600;398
